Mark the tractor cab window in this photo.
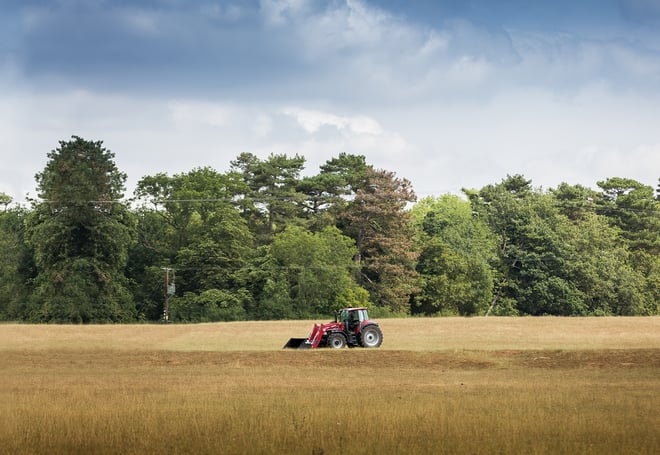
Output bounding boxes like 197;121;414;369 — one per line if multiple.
347;310;363;330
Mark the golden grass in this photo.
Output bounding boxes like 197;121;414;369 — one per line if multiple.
1;318;659;454
2;316;659;352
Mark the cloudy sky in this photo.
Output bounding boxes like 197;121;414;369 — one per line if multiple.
2;0;659;201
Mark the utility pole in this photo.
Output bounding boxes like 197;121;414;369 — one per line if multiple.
161;267;175;322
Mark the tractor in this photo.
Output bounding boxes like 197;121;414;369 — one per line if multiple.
283;307;383;349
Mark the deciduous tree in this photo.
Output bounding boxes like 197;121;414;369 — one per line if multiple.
340;168;419;313
412;195;496;315
267;225;366;317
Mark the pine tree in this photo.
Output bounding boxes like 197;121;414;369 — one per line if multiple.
26;137;136;322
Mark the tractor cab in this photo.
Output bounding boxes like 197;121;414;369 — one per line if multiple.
336;307;369;333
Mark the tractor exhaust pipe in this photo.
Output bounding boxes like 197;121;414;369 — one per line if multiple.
283;338;312;349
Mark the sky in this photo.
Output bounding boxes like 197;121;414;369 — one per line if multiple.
2;0;660;202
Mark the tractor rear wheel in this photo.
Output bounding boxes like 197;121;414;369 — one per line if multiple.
359;325;383;348
327;333;347;349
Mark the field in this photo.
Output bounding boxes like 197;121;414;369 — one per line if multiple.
1;318;659;454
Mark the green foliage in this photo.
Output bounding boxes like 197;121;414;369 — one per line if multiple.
2;137;658;322
268;226;361;317
170;289;248;322
254;276;296;320
230;152;306;239
597;177;660;254
0;192;12;209
413;195;496;315
132;168;256;322
28;258;135;322
464;175;658;316
25;137;136;322
0;205;34;320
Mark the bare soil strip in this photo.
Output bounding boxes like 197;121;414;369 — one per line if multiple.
3;348;659;370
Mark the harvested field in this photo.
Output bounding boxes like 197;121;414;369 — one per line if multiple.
1;317;659;454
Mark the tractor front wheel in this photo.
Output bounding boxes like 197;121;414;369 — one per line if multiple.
327;333;347;349
359;325;383;348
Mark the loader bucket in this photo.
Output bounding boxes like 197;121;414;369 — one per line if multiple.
283;338;312;349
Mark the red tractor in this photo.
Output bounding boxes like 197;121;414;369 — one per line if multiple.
283;307;383;349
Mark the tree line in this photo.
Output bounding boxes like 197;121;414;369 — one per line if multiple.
0;136;658;322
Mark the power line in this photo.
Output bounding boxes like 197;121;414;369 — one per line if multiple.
9;195;660;215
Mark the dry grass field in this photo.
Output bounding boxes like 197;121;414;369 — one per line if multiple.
1;317;659;454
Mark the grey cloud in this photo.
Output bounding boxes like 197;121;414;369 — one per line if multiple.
507;30;660;94
7;0;658;105
4;2;514;98
620;0;660;26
